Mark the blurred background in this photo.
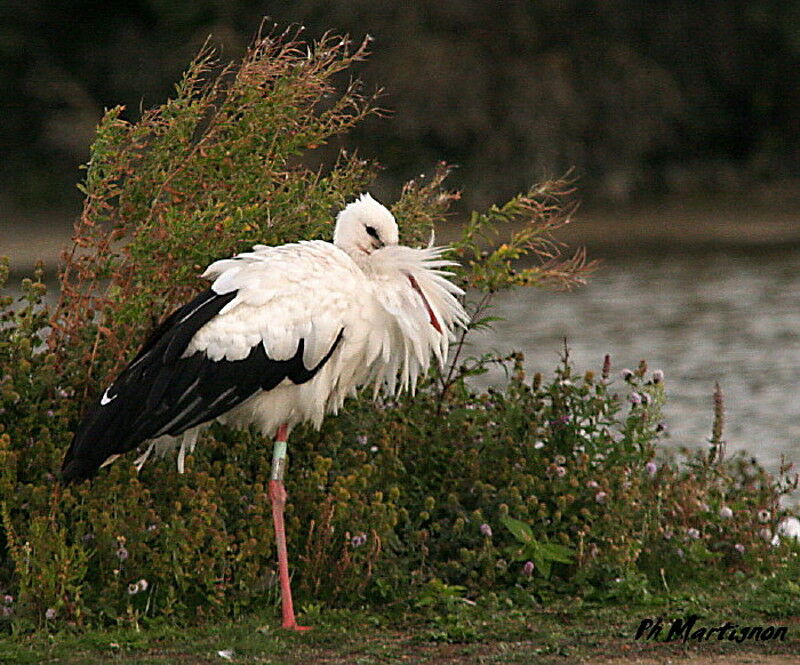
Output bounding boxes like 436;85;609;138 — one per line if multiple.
1;1;799;474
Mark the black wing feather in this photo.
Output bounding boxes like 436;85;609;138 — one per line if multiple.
61;289;344;483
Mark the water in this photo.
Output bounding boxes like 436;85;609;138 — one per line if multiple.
8;245;799;482
470;246;800;477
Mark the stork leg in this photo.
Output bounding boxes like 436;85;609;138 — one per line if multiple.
269;423;311;631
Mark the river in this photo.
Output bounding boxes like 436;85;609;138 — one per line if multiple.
471;245;800;480
4;226;799;487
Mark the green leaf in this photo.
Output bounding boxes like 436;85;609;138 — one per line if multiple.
538;542;575;564
501;516;533;544
536;556;552;579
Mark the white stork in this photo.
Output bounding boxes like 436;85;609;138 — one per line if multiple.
61;193;468;630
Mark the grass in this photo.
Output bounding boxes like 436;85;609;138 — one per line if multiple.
3;589;798;664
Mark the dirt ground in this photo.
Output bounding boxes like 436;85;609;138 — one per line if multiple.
597;657;797;665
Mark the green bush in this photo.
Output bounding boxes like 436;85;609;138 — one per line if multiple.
1;29;797;632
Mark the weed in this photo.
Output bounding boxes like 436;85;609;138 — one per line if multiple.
0;26;796;634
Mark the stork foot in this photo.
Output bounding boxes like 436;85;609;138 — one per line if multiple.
282;621;313;631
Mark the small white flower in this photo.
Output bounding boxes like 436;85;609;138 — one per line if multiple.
719;506;733;519
758;509;771;523
533;441;545;449
759;527;773;542
45;608;56;621
652;370;664;383
777;516;800;540
734;543;745;554
595;491;608;504
217;650;235;661
687;528;700;540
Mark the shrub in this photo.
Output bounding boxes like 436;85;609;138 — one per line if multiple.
0;27;796;632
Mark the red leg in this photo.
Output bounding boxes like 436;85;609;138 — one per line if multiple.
269;424;311;631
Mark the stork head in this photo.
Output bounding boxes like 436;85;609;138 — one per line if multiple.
333;193;399;258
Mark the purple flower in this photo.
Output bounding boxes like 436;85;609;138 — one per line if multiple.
629;392;642;406
45;608;56;621
137;579;149;593
2;595;12;605
652;370;664;384
586;480;599;489
595;491;608;504
522;561;535;577
734;543;746;554
641;393;651;406
356;435;368;446
645;461;657;477
719;506;733;519
663;529;673;540
351;533;367;548
480;523;493;538
116;547;129;562
759;527;773;542
555;466;566;478
621;368;634;381
2;606;12;617
687;528;700;540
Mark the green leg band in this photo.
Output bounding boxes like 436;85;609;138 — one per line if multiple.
271;439;287;481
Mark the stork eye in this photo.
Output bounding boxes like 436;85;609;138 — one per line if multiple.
365;225;379;240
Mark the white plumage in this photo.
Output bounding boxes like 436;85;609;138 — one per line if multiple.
62;192;467;630
129;194;468;471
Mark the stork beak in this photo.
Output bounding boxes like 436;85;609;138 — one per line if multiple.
406;273;443;334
